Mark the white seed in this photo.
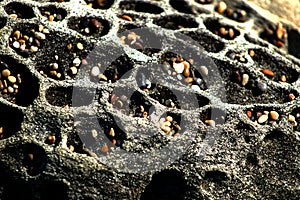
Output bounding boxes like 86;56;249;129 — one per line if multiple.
12;41;20;48
91;66;100;77
200;66;208;76
7;86;14;93
258;114;268;124
42;29;50;34
73;58;81;66
34;32;46;40
242;74;249;86
173;62;184;74
70;67;78;75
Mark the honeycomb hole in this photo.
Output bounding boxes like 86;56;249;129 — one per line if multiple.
169;0;194;14
119;1;164;14
0;104;23;140
0;17;7;29
204;19;240;40
203;170;228;182
153;15;198;30
23;143;47;176
39;5;68;22
4;2;35;19
85;0;114;9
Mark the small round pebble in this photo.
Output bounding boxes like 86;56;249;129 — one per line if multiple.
258;114;268;124
269;111;279;121
242;74;249;86
2;69;11;77
77;42;84;50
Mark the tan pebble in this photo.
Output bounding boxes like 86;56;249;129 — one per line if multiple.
112;139;117;145
14;30;21;39
42;28;50;34
205;119;215;127
217;1;227;14
258;114;268;124
2;89;7;93
163;121;171;127
242;74;249;86
69;145;75;152
127;33;136;41
49;15;54;22
165;116;173;122
249;50;255;57
9;14;18;19
174;124;181;130
280;75;287;82
34;32;46;40
17;74;21;84
2;69;11;77
38;24;44;32
219;27;227;35
70;67;78;75
173;62;184;74
276;22;285;39
101;144;109;153
13;84;18;89
269;111;279;121
228;28;235;38
77;42;84;50
18;39;26;45
261;69;274;77
200;66;208;76
28;153;34;160
185;77;194;83
161;125;171;133
0;127;3;134
0;80;4;90
8;76;16;84
30;46;38;52
49;70;57;76
98;73;108;81
288;93;295;101
183;68;190;77
109;128;115;137
67;43;72;50
288;114;295;122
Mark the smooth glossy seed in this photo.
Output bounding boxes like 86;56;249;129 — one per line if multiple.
261;69;274;77
200;66;208;76
258;114;268;124
77;43;84;50
109;128;115;137
246;110;252;118
8;76;16;84
12;41;20;49
165;116;173;122
217;1;227;14
242;74;249;86
288;93;295;101
2;69;11;77
269;111;279;121
7;86;14;93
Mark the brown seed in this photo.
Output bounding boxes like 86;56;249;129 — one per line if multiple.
30;46;38;52
49;15;54;22
217;1;227;14
261;69;274;77
205;119;215;127
200;66;209;76
14;30;21;39
249;50;255;57
48;135;56;144
269;111;279;121
185;77;194;83
2;69;11;77
109;128;115;137
288;93;295;101
91;19;102;28
77;43;84;50
127;33;136;41
183;68;190;77
182;61;190;69
121;15;133;22
174;124;181;131
142;112;148;118
219;27;227;35
276;22;285;39
8;76;17;84
280;75;287;82
101;144;109;154
228;28;235;38
246;110;252;118
112;139;117;145
67;43;72;50
49;70;57;76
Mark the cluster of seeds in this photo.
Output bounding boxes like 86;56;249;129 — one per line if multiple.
161;56;208;92
0;127;4;140
78;18;104;36
90;65;108;82
110;93;130;114
119;14;133;22
159;115;181;137
40;7;65;22
227;52;247;63
248;50;291;83
261;22;287;48
202;113;225;127
211;24;237;40
216;1;248;22
120;31;144;49
233;69;268;93
246;110;280;125
0;61;22;95
9;25;49;57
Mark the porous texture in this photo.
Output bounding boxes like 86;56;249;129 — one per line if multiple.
0;0;299;199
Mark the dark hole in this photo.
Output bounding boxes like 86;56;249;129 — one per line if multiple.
4;2;35;19
246;153;258;166
39;5;68;22
119;1;164;14
169;0;194;14
2;179;34;200
264;130;285;141
141;169;187;200
39;181;68;200
0;17;7;29
153;15;198;30
203;170;228;182
0;104;23;140
287;29;300;59
23;143;47;176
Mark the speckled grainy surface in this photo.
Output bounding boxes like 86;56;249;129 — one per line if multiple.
0;0;299;199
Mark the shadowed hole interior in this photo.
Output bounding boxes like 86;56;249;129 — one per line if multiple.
153;15;198;30
119;1;164;14
23;143;47;176
4;2;35;19
203;170;228;182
